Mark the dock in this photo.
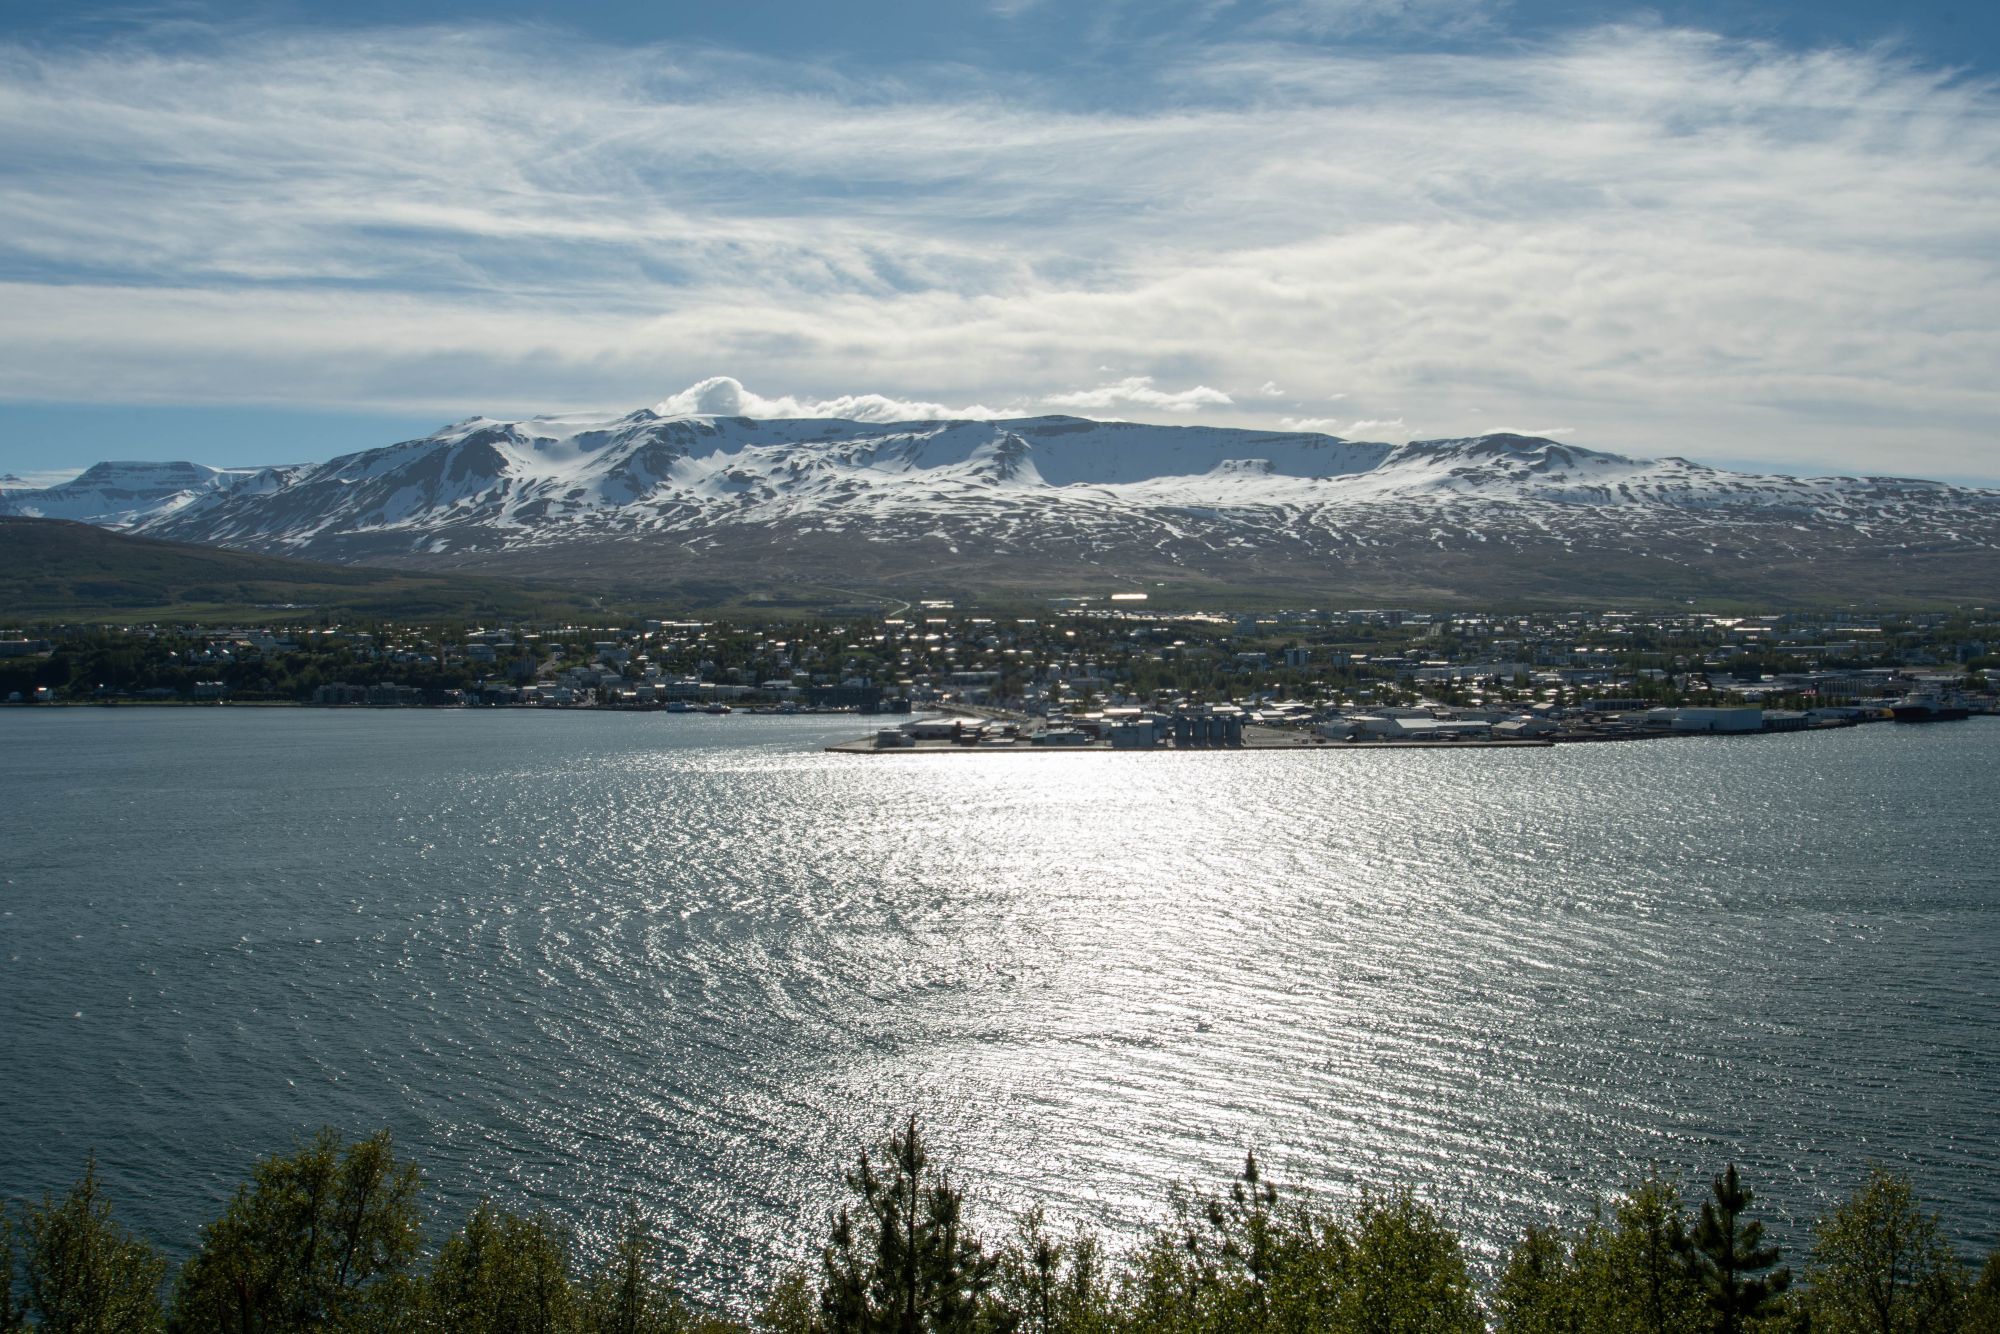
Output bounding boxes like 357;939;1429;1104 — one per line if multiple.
826;724;1556;754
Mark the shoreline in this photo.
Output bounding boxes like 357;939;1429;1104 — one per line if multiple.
825;714;1993;755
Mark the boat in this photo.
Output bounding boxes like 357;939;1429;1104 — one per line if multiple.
1890;691;1971;723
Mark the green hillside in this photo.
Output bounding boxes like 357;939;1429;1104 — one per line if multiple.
0;517;612;624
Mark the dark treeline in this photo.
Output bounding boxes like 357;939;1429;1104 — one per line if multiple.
4;1120;1996;1333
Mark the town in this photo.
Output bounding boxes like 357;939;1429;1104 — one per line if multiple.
3;600;1992;748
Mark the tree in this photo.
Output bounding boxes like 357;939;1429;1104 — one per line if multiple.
20;1159;167;1334
815;1115;996;1334
582;1204;725;1334
0;1209;24;1334
1496;1210;1646;1334
990;1208;1115;1334
1338;1189;1484;1334
1684;1165;1789;1334
430;1202;581;1334
1803;1169;1966;1333
1604;1175;1703;1334
1966;1249;2000;1332
169;1128;422;1333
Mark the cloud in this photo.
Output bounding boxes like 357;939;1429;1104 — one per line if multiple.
0;21;1996;477
1260;381;1286;396
1044;377;1233;414
1343;418;1410;438
1251;0;1505;39
1278;416;1343;432
656;376;1002;422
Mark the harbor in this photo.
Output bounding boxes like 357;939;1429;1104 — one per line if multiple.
827;696;1979;755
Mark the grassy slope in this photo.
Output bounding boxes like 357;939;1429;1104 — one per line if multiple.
426;526;2000;613
0;517;620;624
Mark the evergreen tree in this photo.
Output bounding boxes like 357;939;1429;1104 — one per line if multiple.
1684;1165;1790;1334
169;1128;422;1333
990;1208;1115;1334
815;1116;996;1334
582;1203;725;1334
1804;1169;1967;1333
20;1159;166;1334
1120;1150;1343;1334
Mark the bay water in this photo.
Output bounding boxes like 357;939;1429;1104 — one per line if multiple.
2;709;1995;1306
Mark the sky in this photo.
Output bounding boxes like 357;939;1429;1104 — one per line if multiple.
1;0;1997;485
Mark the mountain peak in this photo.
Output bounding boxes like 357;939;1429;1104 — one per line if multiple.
11;403;1998;604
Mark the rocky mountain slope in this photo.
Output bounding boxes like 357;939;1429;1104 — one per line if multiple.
8;409;1998;606
0;460;265;527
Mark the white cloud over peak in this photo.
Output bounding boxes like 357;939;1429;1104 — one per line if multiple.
1343;418;1410;439
1045;378;1234;414
0;21;1996;478
656;377;1002;422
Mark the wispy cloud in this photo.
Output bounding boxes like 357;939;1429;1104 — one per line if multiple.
1044;377;1234;414
1249;0;1506;40
0;21;1996;476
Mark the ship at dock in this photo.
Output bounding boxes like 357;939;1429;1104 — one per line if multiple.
1890;690;1972;723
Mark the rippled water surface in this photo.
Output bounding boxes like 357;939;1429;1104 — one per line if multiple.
3;709;1996;1301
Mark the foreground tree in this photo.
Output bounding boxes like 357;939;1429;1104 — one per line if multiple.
1803;1169;1966;1333
1684;1165;1789;1334
1967;1249;2000;1331
169;1128;422;1333
990;1208;1116;1334
1341;1189;1485;1334
1122;1155;1479;1334
814;1116;996;1334
580;1203;733;1334
1494;1175;1705;1334
430;1202;581;1334
19;1160;166;1334
0;1210;23;1334
1605;1175;1704;1334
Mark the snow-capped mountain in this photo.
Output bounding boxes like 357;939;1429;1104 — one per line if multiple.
0;460;267;528
25;409;2000;604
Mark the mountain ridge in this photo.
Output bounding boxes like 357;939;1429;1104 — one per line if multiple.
5;409;1997;607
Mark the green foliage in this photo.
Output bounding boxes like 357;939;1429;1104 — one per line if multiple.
1122;1154;1478;1334
990;1208;1116;1334
15;1125;2000;1334
0;1210;23;1334
1685;1164;1790;1334
1803;1168;1967;1333
19;1159;166;1334
755;1270;818;1334
169;1128;423;1333
430;1202;581;1334
581;1204;727;1334
1966;1249;2000;1333
1342;1189;1484;1334
1493;1175;1704;1334
814;1116;995;1334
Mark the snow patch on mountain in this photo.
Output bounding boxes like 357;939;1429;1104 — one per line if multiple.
0;460;270;527
14;406;1997;593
